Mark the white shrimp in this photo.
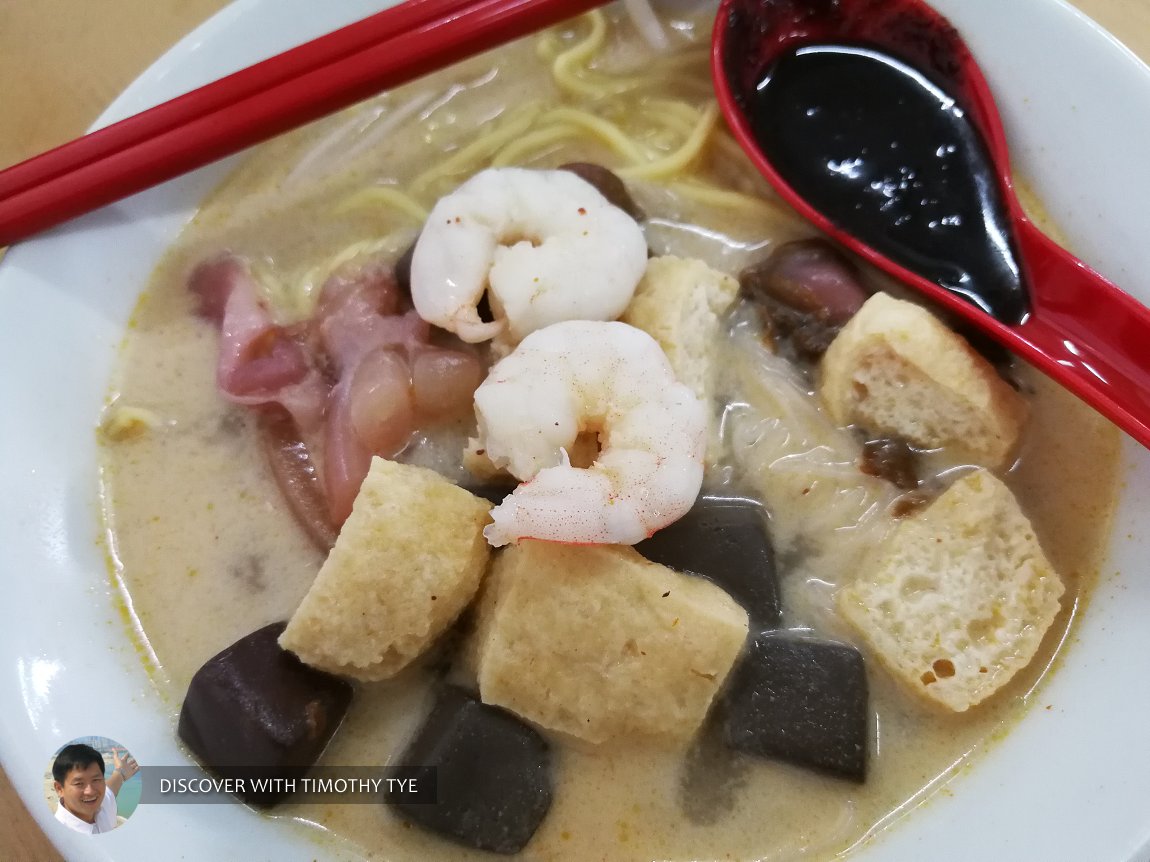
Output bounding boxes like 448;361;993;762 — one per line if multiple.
475;319;707;546
411;167;648;347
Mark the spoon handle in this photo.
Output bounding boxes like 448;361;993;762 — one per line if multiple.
1012;218;1150;447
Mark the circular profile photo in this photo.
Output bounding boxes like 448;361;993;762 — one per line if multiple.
45;736;141;835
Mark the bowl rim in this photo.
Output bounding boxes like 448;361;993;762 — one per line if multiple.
2;0;1150;860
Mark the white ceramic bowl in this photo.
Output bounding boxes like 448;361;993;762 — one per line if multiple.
2;1;1149;860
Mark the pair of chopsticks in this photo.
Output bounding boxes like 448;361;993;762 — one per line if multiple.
0;0;608;248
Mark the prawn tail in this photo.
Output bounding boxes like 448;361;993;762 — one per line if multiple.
484;496;523;548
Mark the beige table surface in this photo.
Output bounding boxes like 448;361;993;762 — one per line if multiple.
2;0;1150;859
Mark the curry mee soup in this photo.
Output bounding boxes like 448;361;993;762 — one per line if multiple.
99;5;1120;860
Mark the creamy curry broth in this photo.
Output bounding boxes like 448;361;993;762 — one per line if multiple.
100;6;1120;861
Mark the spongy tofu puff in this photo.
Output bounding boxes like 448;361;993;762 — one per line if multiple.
473;542;749;745
621;255;740;404
279;457;492;681
819;292;1027;469
838;469;1063;712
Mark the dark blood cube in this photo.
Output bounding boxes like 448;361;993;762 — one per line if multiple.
722;632;869;781
389;686;552;855
178;621;353;808
635;493;781;628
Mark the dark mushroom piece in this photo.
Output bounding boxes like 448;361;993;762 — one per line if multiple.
558;162;645;221
740;239;870;363
859;436;921;492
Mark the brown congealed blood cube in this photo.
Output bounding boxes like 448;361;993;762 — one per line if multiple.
178;622;353;808
722;632;869;782
636;493;781;629
389;686;552;855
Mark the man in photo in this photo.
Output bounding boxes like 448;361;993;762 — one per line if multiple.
51;743;139;834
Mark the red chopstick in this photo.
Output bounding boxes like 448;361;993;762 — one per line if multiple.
0;0;469;201
0;0;607;248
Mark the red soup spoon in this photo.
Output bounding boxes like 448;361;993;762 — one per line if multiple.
712;0;1150;448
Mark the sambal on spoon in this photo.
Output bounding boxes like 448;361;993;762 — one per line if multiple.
712;0;1150;448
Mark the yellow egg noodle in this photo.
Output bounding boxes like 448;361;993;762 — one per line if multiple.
266;9;770;319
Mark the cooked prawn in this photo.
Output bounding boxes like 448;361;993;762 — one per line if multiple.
410;167;648;347
474;320;706;546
